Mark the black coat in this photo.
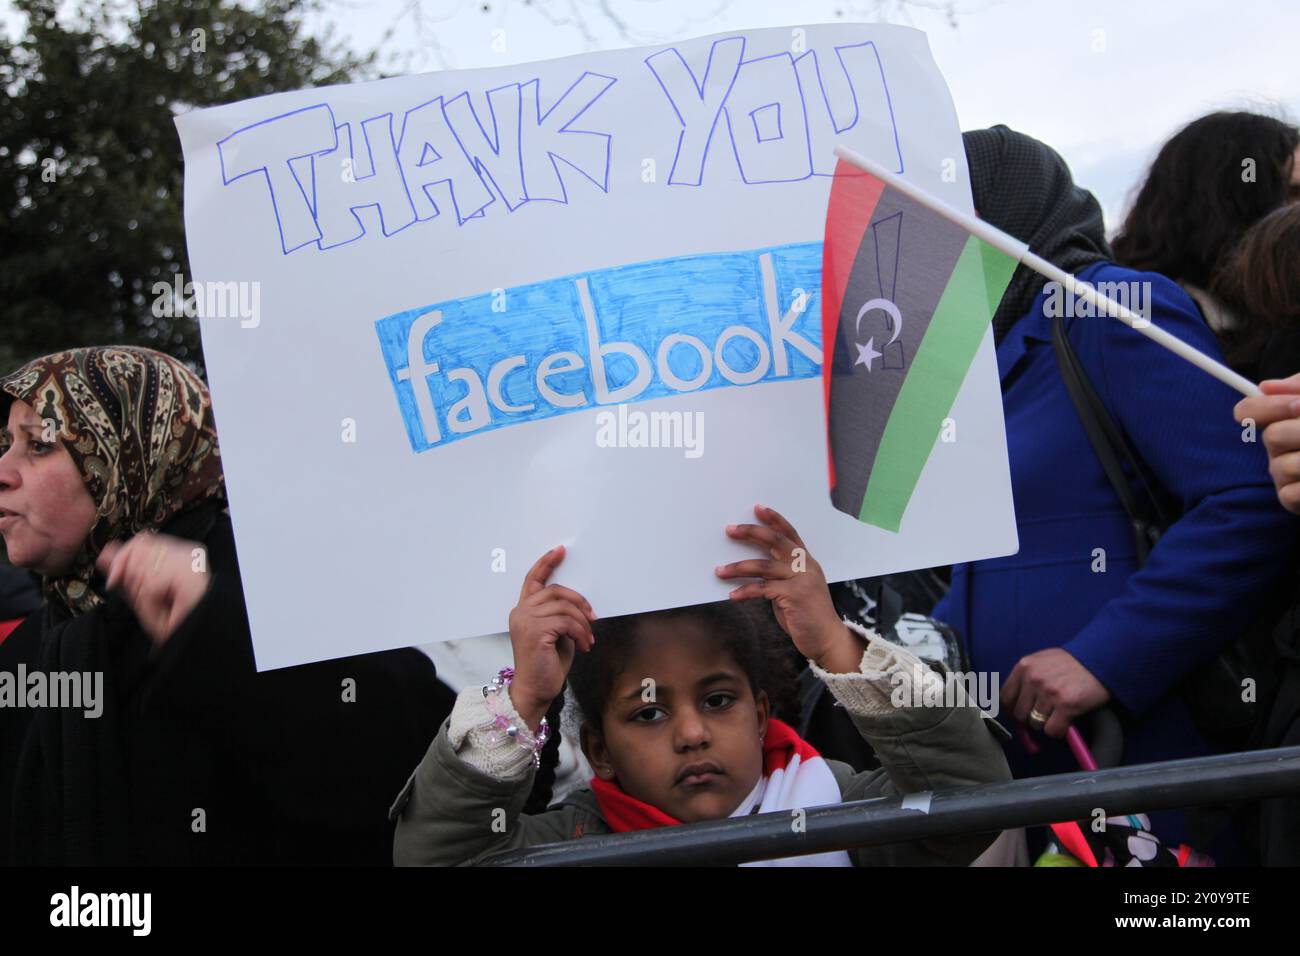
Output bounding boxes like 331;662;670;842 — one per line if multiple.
0;504;455;865
0;565;40;620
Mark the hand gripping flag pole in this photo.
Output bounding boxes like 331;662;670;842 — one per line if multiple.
833;144;1261;398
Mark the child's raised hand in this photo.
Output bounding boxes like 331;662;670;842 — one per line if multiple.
506;545;597;731
716;505;865;673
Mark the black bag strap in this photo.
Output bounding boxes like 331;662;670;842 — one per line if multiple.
1050;313;1177;564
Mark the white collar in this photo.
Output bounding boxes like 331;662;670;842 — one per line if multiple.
729;776;767;818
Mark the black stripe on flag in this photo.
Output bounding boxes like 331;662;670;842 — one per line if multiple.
827;187;970;517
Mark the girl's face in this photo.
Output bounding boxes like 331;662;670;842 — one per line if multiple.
581;617;769;823
0;400;98;576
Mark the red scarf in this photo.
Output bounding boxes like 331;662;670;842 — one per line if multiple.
590;718;822;832
0;618;21;647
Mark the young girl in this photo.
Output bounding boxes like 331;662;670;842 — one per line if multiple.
391;505;1011;866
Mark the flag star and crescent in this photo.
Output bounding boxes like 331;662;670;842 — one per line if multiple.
854;338;883;370
822;158;1019;532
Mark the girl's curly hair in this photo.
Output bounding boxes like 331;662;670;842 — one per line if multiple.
565;599;804;737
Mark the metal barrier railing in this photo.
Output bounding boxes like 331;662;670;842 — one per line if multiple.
482;745;1300;866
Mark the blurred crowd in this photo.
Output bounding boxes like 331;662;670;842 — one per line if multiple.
2;108;1299;868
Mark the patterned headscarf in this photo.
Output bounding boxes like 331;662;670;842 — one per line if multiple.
962;125;1112;343
0;346;226;614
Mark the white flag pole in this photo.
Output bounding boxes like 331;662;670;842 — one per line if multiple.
832;144;1262;398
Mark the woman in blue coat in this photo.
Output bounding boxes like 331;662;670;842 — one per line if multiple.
933;127;1298;858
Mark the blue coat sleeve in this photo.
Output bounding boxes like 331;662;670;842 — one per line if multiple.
1059;268;1298;716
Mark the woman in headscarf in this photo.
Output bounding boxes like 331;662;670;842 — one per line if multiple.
931;127;1297;861
0;346;454;865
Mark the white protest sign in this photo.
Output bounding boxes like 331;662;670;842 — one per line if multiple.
176;23;1017;670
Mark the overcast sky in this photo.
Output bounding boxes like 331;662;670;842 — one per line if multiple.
3;0;1294;227
312;0;1300;230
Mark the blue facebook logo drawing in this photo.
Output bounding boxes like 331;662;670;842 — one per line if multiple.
375;244;824;452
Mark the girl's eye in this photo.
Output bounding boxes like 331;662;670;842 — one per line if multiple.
703;692;736;710
29;441;54;456
632;707;666;723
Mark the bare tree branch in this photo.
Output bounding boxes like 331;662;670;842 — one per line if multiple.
365;0;982;70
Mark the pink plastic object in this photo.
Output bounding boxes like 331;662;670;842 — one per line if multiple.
1015;722;1098;771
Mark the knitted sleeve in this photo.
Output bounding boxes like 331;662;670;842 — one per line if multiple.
447;685;538;780
808;617;953;717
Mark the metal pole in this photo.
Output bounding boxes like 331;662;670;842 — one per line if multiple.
482;746;1300;866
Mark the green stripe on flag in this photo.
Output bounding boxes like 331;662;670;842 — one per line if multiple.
857;236;1018;531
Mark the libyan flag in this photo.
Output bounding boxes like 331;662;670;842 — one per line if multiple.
821;158;1018;532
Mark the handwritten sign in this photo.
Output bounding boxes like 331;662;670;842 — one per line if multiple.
176;24;1017;670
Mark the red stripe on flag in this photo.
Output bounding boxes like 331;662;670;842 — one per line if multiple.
821;160;885;489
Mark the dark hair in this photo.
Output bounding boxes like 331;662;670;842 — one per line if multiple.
566;599;802;736
1113;110;1299;289
1211;204;1300;368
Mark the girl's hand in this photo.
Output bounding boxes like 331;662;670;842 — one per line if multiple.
1001;647;1111;739
715;504;864;672
506;545;596;731
95;532;211;646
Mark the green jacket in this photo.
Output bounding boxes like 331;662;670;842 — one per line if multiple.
391;685;1012;867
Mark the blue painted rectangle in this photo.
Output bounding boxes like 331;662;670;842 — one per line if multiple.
375;241;824;452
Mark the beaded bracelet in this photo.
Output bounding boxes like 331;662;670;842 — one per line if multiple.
481;667;550;770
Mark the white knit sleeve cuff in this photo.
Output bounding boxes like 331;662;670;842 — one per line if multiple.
807;617;950;717
446;685;536;781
